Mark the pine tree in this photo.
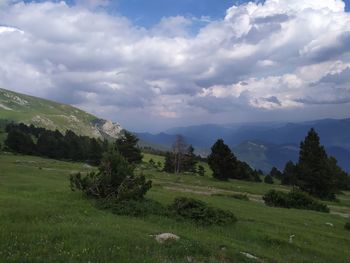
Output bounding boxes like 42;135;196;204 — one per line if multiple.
5;129;36;155
88;138;103;165
297;128;335;199
269;167;282;180
197;165;205;176
115;131;143;165
282;161;298;185
207;139;237;181
183;145;197;173
163;152;174;173
264;174;274;184
328;157;350;191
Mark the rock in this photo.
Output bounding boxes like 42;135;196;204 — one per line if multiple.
154;233;180;244
289;234;295;243
186;256;195;263
101;120;123;138
240;252;259;260
325;222;334;227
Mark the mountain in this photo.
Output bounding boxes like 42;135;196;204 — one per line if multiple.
137;119;350;172
0;88;123;139
165;119;350;150
232;140;299;172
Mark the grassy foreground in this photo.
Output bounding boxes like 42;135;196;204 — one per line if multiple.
0;153;350;262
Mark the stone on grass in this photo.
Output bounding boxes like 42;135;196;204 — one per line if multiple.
240;252;259;260
155;233;180;244
289;234;295;243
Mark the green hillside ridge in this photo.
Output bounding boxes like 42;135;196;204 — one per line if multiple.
0;88;123;138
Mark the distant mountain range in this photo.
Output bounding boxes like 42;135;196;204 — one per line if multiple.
0;88;123;139
1;87;348;173
136;119;350;172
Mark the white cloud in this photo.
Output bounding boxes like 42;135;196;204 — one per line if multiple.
0;0;349;131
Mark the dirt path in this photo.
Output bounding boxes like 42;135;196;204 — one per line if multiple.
155;179;350;218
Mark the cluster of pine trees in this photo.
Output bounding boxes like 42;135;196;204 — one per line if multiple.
268;129;350;199
4;123;144;167
5;123;106;164
207;139;263;182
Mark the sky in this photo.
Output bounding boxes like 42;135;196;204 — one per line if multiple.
0;0;350;132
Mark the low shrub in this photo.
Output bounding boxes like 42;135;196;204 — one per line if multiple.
168;197;237;225
70;150;152;200
263;189;329;213
345;222;350;231
116;175;152;201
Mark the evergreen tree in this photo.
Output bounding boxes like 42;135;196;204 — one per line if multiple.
207;139;237;181
88;138;103;165
64;130;83;160
235;161;256;181
328;157;350;191
269;167;282;180
5;129;36;154
163;152;174;173
37;130;64;158
183;145;197;173
264;174;274;184
115;131;143;165
297;128;335;200
282;161;298;186
197;165;205;176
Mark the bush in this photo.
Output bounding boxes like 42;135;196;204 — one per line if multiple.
263;189;329;213
117;175;152;201
345;222;350;231
264;175;274;184
168;197;237;225
70;150;152;200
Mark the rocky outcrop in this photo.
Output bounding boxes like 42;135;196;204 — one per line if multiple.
93;119;123;139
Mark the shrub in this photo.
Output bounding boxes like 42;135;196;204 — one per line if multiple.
263;189;290;208
345;222;350;231
117;175;152;201
70;150;152;200
263;189;329;213
168;197;237;225
264;175;274;184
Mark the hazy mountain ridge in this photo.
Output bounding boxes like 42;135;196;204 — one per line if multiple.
0;88;123;139
137;120;350;172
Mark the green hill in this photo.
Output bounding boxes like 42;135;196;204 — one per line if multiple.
0;88;123;138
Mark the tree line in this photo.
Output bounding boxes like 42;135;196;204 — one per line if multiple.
4;123;143;166
206;128;350;200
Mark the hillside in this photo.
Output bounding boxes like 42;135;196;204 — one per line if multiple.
0;88;123;139
0;153;349;262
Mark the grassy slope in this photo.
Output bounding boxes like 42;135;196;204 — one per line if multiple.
0;88;99;137
0;153;350;262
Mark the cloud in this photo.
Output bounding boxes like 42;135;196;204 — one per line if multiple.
0;0;349;131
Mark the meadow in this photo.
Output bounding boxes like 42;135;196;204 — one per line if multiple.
0;152;349;262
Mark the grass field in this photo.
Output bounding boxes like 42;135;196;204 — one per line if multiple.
1;152;350;262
